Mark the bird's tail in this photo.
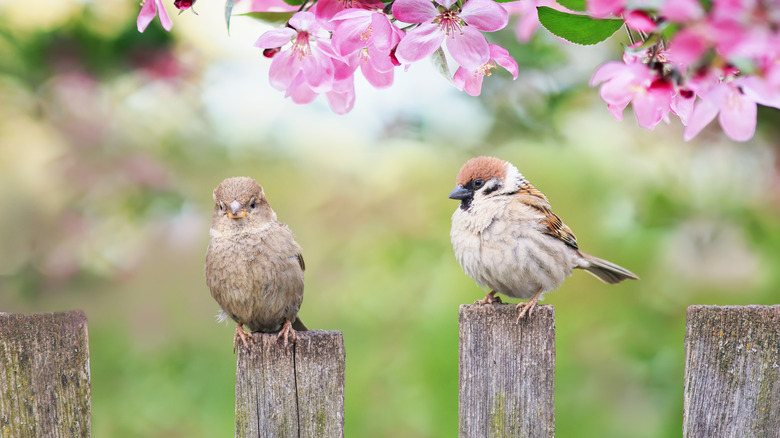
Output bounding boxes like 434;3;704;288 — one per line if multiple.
579;252;639;284
292;316;308;331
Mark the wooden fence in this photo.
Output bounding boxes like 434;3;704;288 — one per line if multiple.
0;305;777;437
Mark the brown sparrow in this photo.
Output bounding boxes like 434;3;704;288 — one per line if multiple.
205;177;307;350
449;156;638;320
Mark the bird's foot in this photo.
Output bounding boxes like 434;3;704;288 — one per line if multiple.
233;323;251;354
515;287;544;323
515;299;538;322
475;291;502;305
276;319;297;347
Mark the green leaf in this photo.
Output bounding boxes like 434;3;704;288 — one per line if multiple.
236;12;295;26
556;0;586;12
430;47;453;85
225;0;237;33
282;0;306;5
537;7;623;46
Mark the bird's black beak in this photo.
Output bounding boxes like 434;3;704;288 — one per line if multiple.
448;185;472;200
227;200;246;219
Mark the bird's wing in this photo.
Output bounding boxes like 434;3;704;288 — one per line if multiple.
296;253;305;272
513;182;579;250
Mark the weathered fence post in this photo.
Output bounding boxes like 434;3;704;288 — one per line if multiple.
0;311;91;437
459;304;555;438
235;330;345;438
684;305;780;437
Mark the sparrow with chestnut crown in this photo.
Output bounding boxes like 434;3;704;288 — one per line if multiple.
449;156;638;321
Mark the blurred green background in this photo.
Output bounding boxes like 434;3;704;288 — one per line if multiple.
1;1;779;437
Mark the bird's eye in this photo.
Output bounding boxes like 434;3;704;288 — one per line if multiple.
250;200;256;209
473;178;484;189
217;203;224;211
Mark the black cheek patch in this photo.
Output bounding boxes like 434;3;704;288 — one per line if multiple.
482;183;500;196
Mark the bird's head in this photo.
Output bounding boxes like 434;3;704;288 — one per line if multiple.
211;177;275;232
448;156;524;210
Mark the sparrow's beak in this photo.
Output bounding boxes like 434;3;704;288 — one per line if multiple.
227;199;246;219
448;185;471;200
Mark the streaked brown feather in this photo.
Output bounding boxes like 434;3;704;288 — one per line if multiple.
514;181;579;250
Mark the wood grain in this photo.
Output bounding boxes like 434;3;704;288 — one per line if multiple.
684;305;780;438
235;330;345;438
459;304;555;438
0;311;91;438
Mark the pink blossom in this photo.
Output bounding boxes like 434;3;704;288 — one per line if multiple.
624;10;656;32
280;59;355;114
453;44;518;96
659;0;704;23
137;0;172;32
331;9;402;57
665;28;708;71
331;9;404;89
684;80;758;142
670;88;695;125
255;12;336;94
246;0;297;12
590;61;673;129
586;0;625;18
316;0;385;26
392;0;509;69
501;0;558;43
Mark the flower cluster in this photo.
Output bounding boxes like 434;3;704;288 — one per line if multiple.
137;0;516;114
589;0;780;142
135;0;780;141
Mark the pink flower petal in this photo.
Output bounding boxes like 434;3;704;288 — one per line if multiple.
489;44;518;79
460;0;509;32
683;83;728;141
590;61;627;86
670;90;696;125
586;0;624;18
607;103;626;121
256;28;296;48
326;79;356;114
361;61;394;88
436;0;458;8
370;13;394;51
286;74;318;104
315;0;347;23
249;0;298;12
666;29;707;70
367;45;396;72
155;0;172;31
137;0;157;33
453;66;484;96
660;0;704;22
301;50;335;93
395;23;444;65
289;11;318;31
332;17;371;56
446;26;490;69
392;0;438;24
632;80;672;129
268;51;299;91
624;10;656;33
719;88;757;142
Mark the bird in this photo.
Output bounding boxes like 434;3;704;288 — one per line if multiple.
448;156;638;321
205;176;307;351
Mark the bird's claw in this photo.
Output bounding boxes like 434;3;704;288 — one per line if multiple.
233;323;251;354
475;291;502;305
276;320;297;348
515;299;538;323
